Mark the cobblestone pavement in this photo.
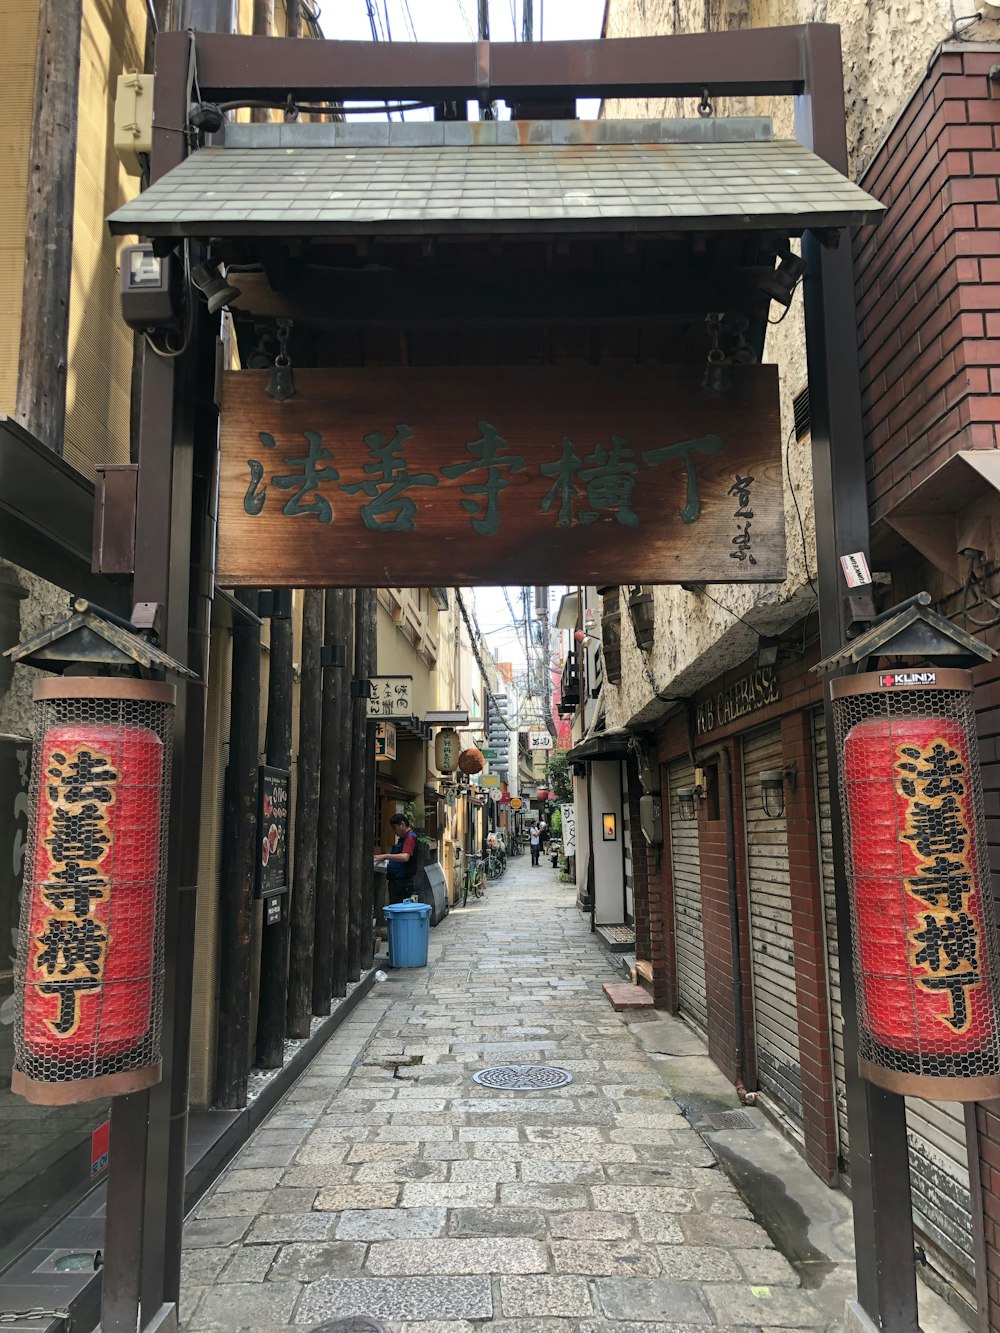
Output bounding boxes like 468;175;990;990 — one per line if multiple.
180;859;829;1331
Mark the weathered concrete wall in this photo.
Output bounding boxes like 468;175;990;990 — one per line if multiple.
600;0;1000;732
0;561;70;739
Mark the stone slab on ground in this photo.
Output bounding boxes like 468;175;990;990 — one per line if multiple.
602;980;655;1010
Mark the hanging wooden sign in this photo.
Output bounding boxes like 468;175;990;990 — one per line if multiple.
218;366;784;587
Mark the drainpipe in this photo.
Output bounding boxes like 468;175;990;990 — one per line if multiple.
695;744;754;1106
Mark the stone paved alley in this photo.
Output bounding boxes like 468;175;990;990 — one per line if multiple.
179;860;831;1332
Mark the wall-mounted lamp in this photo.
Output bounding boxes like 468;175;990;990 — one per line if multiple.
759;766;796;819
757;635;780;667
627;586;655;652
676;785;701;822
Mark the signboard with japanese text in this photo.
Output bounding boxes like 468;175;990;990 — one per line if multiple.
256;766;290;900
560;803;577;856
481;773;500;788
366;676;413;719
218;367;784;587
529;730;554;750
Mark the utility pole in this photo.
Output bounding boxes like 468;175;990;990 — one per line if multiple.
535;586;555;741
15;0;83;453
478;0;489;39
521;0;533;42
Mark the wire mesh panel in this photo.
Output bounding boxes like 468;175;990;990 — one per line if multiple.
831;669;1000;1100
12;678;174;1105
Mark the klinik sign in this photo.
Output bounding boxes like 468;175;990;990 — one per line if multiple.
217;366;785;588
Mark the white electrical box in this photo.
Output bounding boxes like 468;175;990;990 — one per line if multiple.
114;73;154;177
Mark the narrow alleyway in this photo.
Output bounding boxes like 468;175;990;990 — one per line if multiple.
180;860;827;1331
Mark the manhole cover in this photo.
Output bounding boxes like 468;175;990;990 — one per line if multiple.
309;1321;385;1333
472;1064;573;1090
700;1110;756;1131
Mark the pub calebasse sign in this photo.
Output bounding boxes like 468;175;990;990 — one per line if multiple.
218;366;785;588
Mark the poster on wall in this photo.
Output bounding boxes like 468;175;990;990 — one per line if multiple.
256;766;290;899
560;803;577;856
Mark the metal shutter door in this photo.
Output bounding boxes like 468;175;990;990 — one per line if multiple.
744;725;803;1129
668;758;707;1035
906;1100;975;1301
812;710;849;1166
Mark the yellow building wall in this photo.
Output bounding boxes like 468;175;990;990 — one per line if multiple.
0;0;41;420
63;0;149;474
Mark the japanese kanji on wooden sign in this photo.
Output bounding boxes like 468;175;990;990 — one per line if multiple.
218;366;785;587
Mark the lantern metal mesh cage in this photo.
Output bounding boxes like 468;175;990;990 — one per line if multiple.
831;668;1000;1100
12;678;174;1105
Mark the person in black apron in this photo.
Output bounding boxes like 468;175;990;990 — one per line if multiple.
380;812;419;902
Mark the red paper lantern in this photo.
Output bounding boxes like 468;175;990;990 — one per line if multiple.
13;679;174;1105
833;670;1000;1100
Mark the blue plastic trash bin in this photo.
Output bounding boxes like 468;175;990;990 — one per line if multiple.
383;901;431;968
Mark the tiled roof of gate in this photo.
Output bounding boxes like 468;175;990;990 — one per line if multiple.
108;119;883;237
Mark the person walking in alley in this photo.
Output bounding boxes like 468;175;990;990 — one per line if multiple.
528;820;541;865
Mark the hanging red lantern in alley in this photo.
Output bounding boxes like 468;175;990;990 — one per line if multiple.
458;747;484;775
833;670;1000;1100
12;679;175;1105
434;727;460;774
537;786;548;801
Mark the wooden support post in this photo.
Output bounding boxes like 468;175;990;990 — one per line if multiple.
255;598;293;1068
15;0;83;452
314;589;350;1014
347;593;368;984
332;599;355;998
359;589;378;970
214;589;261;1108
286;0;302;38
287;588;323;1038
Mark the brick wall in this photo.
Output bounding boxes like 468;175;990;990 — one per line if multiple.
856;46;1000;523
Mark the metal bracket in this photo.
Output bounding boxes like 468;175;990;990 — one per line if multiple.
320;643;347;668
350;679;373;698
258;589;293;620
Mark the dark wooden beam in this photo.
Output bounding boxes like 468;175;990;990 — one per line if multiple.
255;599;294;1068
15;0;83;452
287;588;323;1036
166;25;810;102
231;267;771;330
214;588;261;1108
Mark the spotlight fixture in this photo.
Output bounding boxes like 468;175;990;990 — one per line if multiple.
758;240;806;309
190;261;242;315
189;102;225;135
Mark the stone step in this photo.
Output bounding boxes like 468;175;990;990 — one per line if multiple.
597;923;637;953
